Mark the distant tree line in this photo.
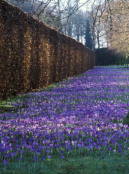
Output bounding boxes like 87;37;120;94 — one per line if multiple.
6;0;95;50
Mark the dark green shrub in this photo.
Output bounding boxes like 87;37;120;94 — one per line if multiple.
123;112;129;126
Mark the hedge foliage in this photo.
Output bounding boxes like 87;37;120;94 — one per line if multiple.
0;0;95;99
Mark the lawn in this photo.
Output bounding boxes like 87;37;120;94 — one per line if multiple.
0;66;129;174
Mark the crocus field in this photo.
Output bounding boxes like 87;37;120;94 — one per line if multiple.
0;66;129;173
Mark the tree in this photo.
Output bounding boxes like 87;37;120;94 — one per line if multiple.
90;0;129;66
85;19;94;49
69;10;85;41
6;0;93;34
101;0;129;67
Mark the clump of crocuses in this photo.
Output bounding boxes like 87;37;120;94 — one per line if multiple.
0;67;129;165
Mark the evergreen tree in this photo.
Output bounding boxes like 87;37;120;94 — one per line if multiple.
85;19;93;49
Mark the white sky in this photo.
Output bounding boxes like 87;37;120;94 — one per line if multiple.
79;0;97;11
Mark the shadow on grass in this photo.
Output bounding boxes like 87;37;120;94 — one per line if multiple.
0;94;31;114
1;152;129;174
123;112;129;126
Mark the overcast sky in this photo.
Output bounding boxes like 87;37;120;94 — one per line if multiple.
79;0;96;10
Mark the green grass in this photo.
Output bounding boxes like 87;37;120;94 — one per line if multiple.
123;112;129;126
1;152;129;174
0;94;32;114
0;101;14;114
